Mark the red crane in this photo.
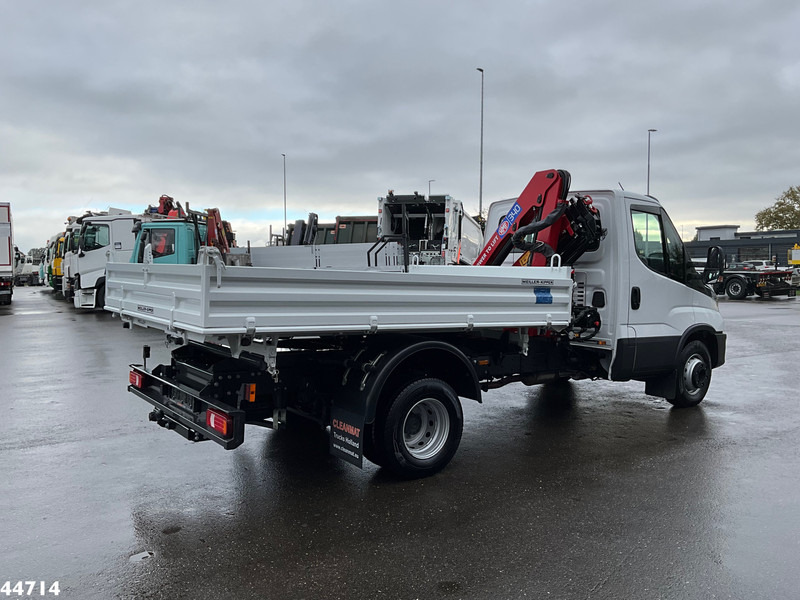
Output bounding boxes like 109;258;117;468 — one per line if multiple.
473;169;603;267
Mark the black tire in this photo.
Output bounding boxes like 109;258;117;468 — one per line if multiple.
363;424;387;467
96;283;105;309
669;341;712;408
373;378;463;478
725;277;747;300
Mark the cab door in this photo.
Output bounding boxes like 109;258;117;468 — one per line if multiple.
624;203;701;376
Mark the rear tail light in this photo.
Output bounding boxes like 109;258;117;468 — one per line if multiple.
129;370;146;388
207;409;232;437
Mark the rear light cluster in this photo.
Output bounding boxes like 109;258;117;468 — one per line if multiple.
129;370;146;389
206;409;232;437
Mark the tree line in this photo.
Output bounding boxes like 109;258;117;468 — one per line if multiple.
755;186;800;231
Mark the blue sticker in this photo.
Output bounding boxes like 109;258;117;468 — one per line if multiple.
533;287;552;304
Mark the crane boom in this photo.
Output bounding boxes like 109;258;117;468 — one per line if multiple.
473;169;604;267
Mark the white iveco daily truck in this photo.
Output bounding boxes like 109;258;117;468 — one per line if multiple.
106;169;726;478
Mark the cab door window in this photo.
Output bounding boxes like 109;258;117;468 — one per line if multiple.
631;211;667;275
151;228;176;259
631;208;709;295
81;224;110;251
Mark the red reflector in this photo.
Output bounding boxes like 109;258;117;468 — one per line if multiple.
129;370;145;388
206;409;232;437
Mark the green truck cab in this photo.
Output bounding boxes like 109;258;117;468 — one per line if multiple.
131;220;208;265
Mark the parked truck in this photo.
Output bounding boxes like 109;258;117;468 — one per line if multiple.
129;203;234;266
0;202;13;304
286;215;379;246
13;248;36;286
47;232;66;292
107;169;726;478
377;192;483;265
68;209;141;309
713;264;797;300
60;215;85;300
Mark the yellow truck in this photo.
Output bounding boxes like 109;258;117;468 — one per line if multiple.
47;232;66;291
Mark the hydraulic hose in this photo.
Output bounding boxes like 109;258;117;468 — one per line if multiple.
510;200;568;259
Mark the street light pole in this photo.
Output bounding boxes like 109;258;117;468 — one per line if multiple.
647;129;657;196
428;179;435;198
477;67;484;218
282;153;287;243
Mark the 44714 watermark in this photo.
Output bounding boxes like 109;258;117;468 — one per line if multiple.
1;582;59;596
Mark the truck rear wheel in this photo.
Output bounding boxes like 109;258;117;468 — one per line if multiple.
374;378;463;478
725;278;747;300
669;341;712;408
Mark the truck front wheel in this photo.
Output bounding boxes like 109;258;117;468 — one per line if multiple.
375;378;463;478
725;278;747;300
669;341;712;408
96;283;105;309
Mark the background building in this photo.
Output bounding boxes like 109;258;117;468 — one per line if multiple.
685;226;800;266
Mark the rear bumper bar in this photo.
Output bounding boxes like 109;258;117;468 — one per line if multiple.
129;364;245;450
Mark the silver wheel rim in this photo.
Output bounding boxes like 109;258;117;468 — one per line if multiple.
683;354;708;396
402;398;450;460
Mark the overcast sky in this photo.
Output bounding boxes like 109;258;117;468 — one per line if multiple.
2;0;798;252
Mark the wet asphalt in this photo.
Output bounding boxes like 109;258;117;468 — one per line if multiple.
1;286;799;600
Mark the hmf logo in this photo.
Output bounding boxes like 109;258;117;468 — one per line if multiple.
496;202;522;237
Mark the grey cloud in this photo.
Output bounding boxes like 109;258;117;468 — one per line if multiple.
2;0;799;252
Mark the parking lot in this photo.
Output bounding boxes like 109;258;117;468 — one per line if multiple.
2;287;799;600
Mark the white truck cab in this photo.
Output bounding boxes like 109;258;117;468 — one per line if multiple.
487;189;724;398
72;209;140;309
61;216;85;299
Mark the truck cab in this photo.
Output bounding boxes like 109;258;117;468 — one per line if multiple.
130;220;208;264
48;232;66;291
72;210;139;309
485;189;724;397
61;217;85;300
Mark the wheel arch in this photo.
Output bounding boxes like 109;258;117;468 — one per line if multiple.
364;340;481;425
644;325;725;401
678;324;725;369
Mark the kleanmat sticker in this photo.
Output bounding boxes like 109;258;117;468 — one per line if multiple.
330;407;364;468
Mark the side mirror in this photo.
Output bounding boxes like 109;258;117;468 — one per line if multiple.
702;246;725;284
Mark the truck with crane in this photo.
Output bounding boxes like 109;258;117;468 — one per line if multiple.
106;168;726;478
